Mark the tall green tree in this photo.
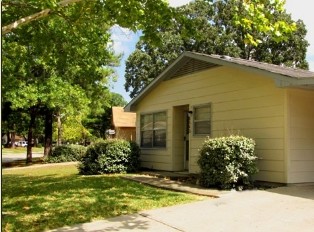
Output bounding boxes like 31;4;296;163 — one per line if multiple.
2;0;296;47
1;0;174;43
2;1;118;161
125;0;309;98
2;0;176;162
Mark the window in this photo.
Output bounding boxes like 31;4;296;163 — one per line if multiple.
193;104;211;135
140;111;167;148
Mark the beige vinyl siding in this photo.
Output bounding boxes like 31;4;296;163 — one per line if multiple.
136;66;286;182
288;88;314;183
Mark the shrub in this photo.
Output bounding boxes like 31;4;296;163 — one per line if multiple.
36;143;43;148
198;135;258;190
78;139;140;175
45;144;87;163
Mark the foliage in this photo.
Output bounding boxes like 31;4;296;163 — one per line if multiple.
82;92;128;139
125;0;309;98
79;140;140;174
1;102;31;145
1;0;174;43
2;0;120;159
2;0;175;160
53;115;93;144
45;144;87;163
198;135;258;190
232;0;296;45
2;164;200;232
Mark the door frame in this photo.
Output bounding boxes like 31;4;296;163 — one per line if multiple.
183;109;191;170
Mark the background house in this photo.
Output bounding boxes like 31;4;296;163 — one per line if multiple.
110;107;136;141
125;52;314;184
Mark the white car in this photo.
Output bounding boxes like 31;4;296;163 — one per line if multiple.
16;141;28;147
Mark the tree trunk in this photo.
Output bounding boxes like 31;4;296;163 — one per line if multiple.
26;107;36;164
6;131;11;147
11;130;16;148
57;111;63;146
33;136;38;147
2;0;82;35
44;109;53;158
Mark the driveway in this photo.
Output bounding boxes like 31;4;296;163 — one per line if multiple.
2;153;44;163
50;185;314;232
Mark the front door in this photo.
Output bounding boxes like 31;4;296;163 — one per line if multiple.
184;111;191;170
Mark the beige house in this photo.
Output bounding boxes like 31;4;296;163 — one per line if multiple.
111;107;136;141
125;52;314;184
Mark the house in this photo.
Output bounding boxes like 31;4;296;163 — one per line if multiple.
2;133;25;146
125;51;314;184
111;107;136;141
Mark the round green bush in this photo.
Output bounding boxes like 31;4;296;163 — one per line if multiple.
78;139;140;175
45;144;87;163
198;135;258;190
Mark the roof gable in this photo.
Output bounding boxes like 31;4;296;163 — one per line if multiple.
125;52;314;111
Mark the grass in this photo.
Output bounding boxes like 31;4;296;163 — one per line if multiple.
2;164;203;232
2;147;44;154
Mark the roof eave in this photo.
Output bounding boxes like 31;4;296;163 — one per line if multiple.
125;52;189;112
124;51;314;111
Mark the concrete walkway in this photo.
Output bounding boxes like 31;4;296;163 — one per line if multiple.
123;174;228;197
48;173;314;232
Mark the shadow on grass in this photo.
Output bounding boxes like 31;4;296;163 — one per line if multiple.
2;169;196;232
2;158;44;168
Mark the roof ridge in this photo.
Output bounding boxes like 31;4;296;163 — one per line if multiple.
204;53;313;73
189;52;314;78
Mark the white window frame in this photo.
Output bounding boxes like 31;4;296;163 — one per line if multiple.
140;111;167;148
193;103;211;136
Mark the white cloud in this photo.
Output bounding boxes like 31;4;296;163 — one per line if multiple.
168;0;192;7
110;26;138;56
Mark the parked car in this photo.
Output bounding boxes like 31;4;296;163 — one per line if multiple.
16;141;28;147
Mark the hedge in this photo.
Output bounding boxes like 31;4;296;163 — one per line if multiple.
78;139;140;175
45;144;87;163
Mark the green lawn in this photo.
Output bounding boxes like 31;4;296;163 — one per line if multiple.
2;147;44;154
2;164;203;232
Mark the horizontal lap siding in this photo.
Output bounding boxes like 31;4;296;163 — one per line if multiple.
288;89;314;183
190;68;285;182
136;67;286;182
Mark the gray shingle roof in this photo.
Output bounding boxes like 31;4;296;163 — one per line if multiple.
125;52;314;111
205;53;314;79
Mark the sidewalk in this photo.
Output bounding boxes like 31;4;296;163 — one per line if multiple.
47;170;314;232
48;182;314;232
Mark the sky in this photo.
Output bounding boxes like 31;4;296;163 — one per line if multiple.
110;0;314;102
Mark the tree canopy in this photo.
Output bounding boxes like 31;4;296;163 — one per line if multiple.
124;0;309;98
1;0;174;44
2;0;171;160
